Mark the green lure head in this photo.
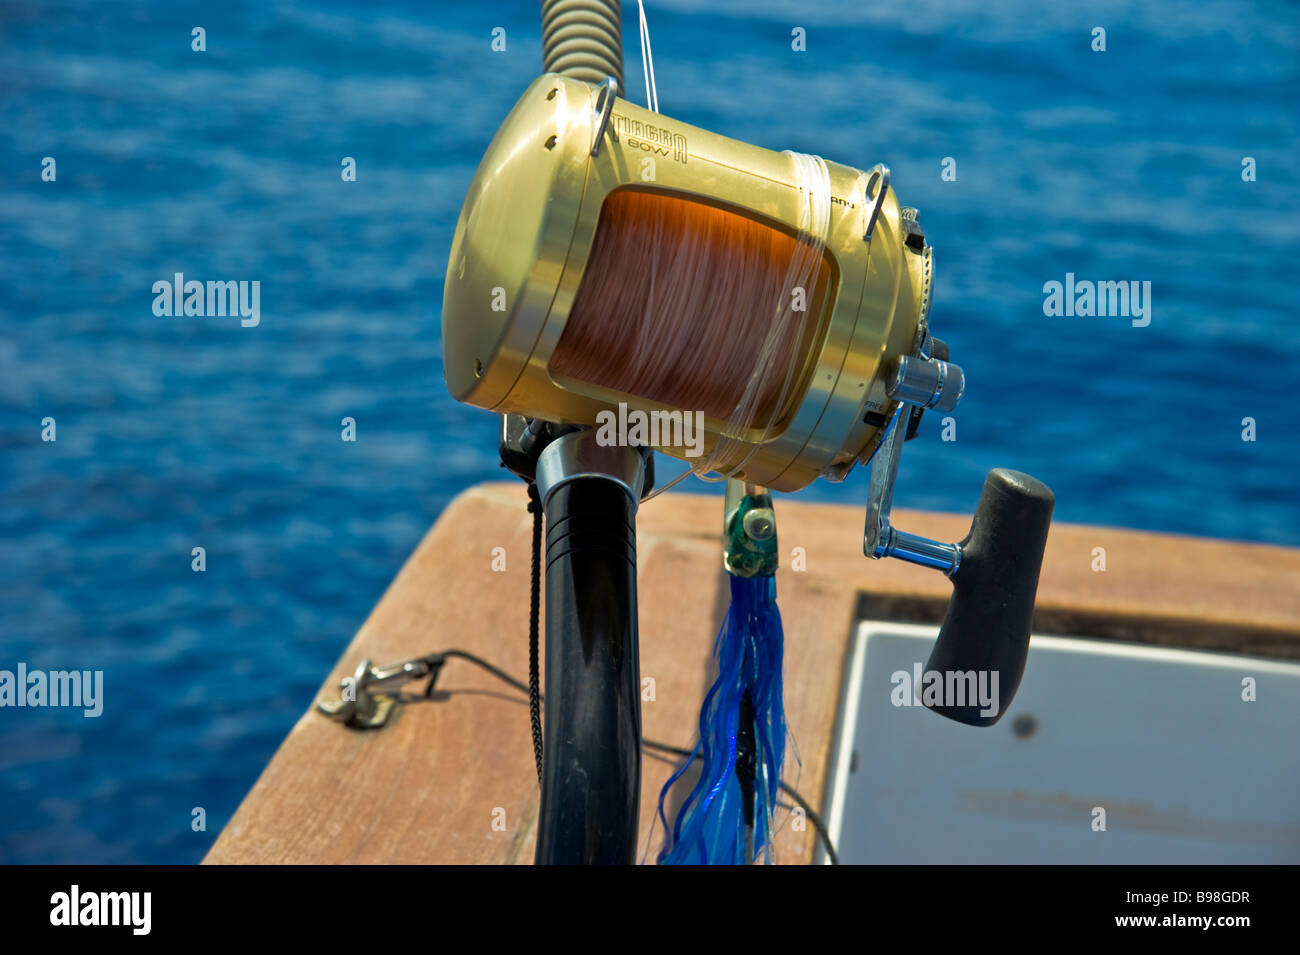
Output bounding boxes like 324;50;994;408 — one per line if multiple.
724;482;778;578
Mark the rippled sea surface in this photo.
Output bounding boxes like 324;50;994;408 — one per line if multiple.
1;0;1297;862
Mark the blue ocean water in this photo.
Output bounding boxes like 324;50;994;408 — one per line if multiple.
0;0;1296;863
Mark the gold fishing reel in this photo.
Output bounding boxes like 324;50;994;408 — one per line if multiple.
443;66;1055;734
441;73;962;492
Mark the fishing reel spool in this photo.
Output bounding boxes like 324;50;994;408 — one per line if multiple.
442;74;1054;726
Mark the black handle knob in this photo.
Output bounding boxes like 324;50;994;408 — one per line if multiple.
923;468;1054;727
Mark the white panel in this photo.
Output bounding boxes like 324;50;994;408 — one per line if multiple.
823;622;1300;863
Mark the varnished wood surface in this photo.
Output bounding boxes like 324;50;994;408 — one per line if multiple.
204;482;1300;864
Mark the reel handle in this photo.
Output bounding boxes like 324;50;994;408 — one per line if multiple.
923;469;1054;726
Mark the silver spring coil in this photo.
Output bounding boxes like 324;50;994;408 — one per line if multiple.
541;0;625;89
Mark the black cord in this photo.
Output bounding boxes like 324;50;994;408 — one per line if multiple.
426;647;840;865
526;483;544;786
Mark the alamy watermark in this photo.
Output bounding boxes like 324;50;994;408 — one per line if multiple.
1042;273;1151;327
595;402;704;457
891;662;1000;720
152;272;260;327
0;663;103;717
50;885;150;935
